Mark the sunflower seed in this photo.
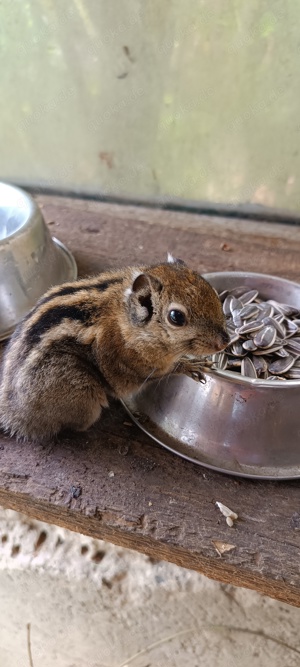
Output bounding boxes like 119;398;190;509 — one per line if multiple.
256;303;274;319
252;344;283;355
284;319;299;337
226;323;236;335
285;349;300;358
267;301;298;317
285;368;300;379
228;332;240;345
230;286;249;297
223;295;233;317
231;309;243;328
239;290;259;306
252;355;268;375
285;337;300;354
236;320;264;335
268;355;295;375
239;304;260;320
231;342;246;356
230;297;243;312
280;304;299;317
253;325;277;349
216;352;227;370
275;347;290;358
261;316;286;338
227;358;242;368
242;339;257;351
241;357;257;378
219;290;229;302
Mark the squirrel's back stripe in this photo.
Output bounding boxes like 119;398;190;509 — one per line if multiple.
26;304;95;345
39;276;123;306
9;275;125;355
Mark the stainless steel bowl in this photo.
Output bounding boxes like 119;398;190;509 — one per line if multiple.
0;182;77;341
124;272;300;480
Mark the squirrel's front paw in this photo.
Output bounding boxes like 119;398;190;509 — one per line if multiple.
175;358;211;384
189;368;206;383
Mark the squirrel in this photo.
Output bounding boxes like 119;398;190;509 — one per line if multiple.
0;255;229;441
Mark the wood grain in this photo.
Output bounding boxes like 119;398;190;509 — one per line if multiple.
0;195;300;607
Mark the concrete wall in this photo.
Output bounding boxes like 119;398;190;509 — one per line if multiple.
0;508;299;666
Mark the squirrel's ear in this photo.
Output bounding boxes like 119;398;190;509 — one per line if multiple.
167;253;186;266
132;273;162;295
127;273;162;326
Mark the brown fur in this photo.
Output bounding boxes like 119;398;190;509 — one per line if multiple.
0;259;228;441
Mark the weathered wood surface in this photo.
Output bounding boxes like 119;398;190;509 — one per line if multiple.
1;195;300;607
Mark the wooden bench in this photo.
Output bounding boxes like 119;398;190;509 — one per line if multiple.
1;193;300;607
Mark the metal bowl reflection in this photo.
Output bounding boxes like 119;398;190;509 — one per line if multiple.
124;272;300;480
0;182;77;341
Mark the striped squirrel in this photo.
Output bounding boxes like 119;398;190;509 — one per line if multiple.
0;256;228;441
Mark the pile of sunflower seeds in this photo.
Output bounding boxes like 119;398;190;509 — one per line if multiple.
209;286;300;381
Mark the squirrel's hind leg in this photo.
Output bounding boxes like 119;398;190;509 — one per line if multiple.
0;352;109;441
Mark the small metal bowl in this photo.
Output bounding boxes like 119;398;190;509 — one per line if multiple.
124;272;300;480
0;182;77;341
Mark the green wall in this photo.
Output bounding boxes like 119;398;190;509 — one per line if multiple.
1;1;299;212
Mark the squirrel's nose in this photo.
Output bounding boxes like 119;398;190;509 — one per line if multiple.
214;329;230;352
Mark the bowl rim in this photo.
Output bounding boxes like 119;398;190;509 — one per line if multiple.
203;270;300;389
0;182;38;246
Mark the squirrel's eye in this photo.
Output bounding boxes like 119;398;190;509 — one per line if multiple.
168;309;186;326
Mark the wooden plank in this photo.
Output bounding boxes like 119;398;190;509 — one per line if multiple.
1;195;300;607
37;194;300;281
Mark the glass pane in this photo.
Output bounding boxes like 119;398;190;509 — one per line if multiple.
1;1;299;212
